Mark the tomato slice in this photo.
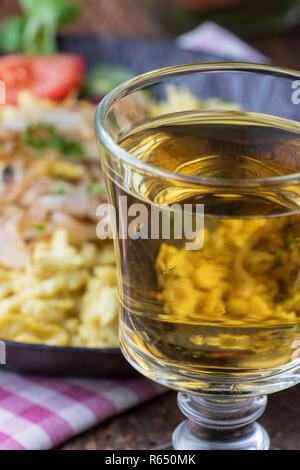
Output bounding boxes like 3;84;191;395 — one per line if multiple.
0;54;85;105
0;55;32;104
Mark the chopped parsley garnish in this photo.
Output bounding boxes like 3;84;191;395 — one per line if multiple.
257;244;268;252
192;350;216;358
276;295;287;303
23;128;47;150
23;123;84;157
274;249;283;265
272;337;281;348
52;187;66;195
39;121;55;132
49;134;83;156
87;181;104;193
32;223;47;231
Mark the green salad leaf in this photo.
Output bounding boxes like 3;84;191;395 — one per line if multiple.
0;0;81;54
0;16;25;53
82;64;134;97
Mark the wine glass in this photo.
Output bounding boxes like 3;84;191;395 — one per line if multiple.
95;64;300;450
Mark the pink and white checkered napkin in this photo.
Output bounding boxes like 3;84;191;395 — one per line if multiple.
177;21;270;63
0;371;165;450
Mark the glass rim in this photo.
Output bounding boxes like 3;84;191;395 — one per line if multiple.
94;62;300;188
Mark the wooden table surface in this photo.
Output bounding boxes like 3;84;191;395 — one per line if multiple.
1;0;300;451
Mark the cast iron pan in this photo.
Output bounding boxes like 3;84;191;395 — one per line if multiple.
2;35;224;377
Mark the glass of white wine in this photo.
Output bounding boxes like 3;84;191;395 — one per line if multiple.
95;64;300;450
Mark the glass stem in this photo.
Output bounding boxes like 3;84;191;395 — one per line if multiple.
173;393;270;450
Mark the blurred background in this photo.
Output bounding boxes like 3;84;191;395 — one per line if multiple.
1;0;300;67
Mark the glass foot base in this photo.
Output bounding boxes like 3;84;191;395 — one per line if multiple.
173;420;269;450
172;393;270;450
151;441;277;450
